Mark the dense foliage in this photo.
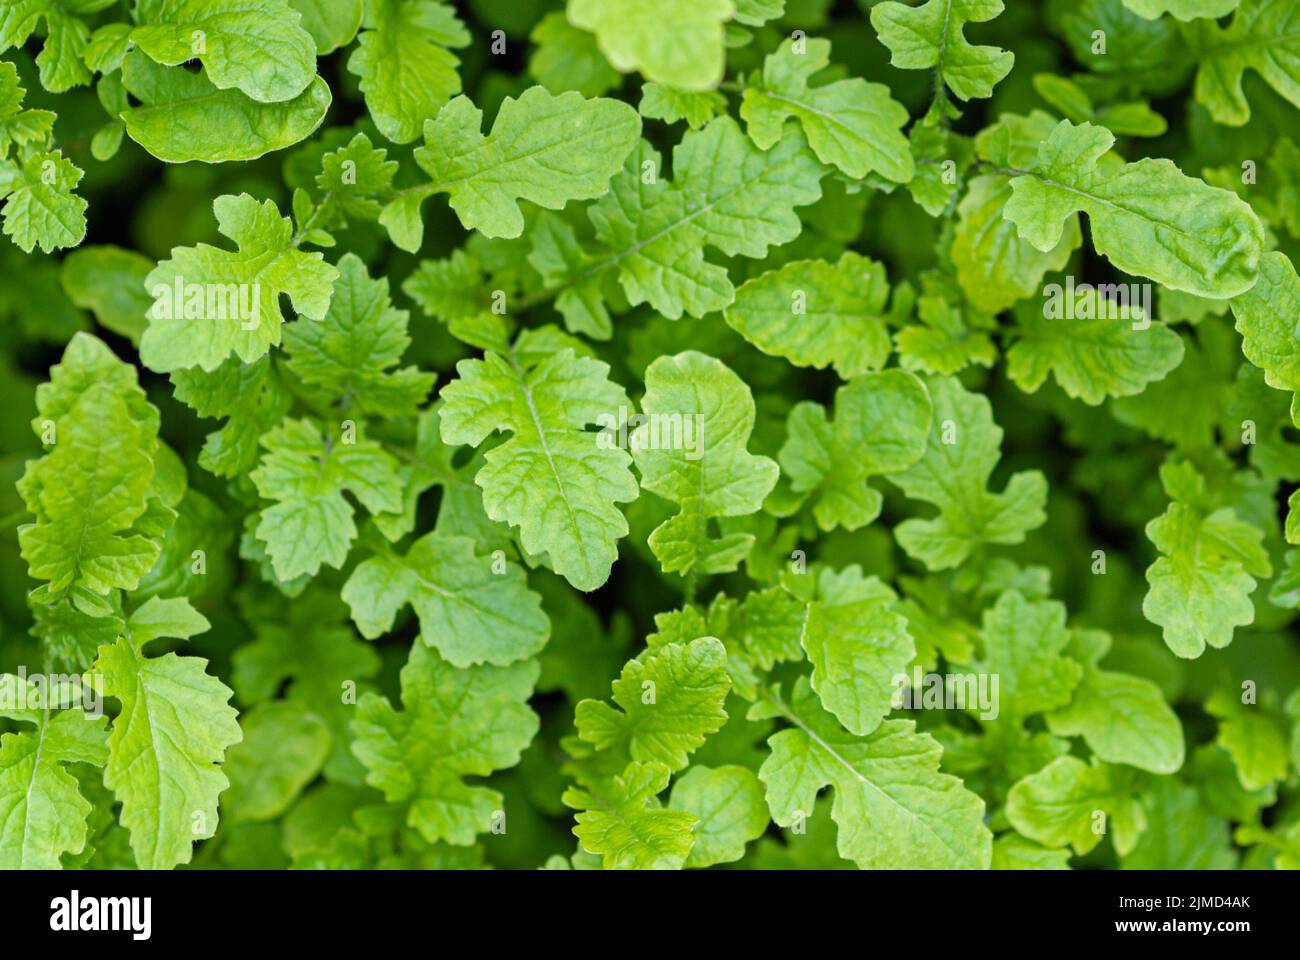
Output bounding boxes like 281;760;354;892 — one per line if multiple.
2;0;1299;871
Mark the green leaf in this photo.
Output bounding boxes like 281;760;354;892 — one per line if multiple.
632;352;778;576
0;59;56;155
1002;120;1264;298
529;11;621;98
288;0;363;53
668;765;768;868
890;375;1048;570
438;335;638;592
171;356;292;478
342;532;550;667
757;679;992;869
991;834;1072;870
895;270;998;376
119;50;331;163
1047;630;1185;774
797;567;915;736
0;149;86;253
352;642;539;845
1120;778;1236;870
18;333;169;610
1006;285;1184;405
638;83;726;130
346;0;469;144
230;590;380;785
576;638;731;770
282;252;434;417
1142;461;1271;658
314;132;399;224
0;677;108;869
60;245;154;343
567;0;732;91
563;760;697;869
250;417;403;581
222;701;329;822
870;0;1015;102
1206;688;1290;790
0;0;113;92
96;598;242;869
725;253;895;378
971;591;1082;725
779;370;932;532
130;0;318;103
1123;0;1239;18
535;120;824;324
381;87;640;247
1187;0;1300;126
1005;756;1146;856
1231;250;1300;395
740;37;913;183
140;193;339;373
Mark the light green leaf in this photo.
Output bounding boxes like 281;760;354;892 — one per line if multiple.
971;591;1082;725
1187;0;1300;126
0;149;86;253
632;352;778;576
741;37;913;182
0;680;107;869
530;11;621;98
439;335;638;592
289;0;363;53
1123;0;1239;18
991;835;1072;870
1007;286;1184;405
251;418;403;581
567;0;732;91
1120;778;1236;870
870;0;1014;101
638;83;726;129
563;760;697;869
223;701;329;822
130;0;318;103
96;598;242;869
576;638;731;770
726;253;894;379
1047;630;1184;774
1002;119;1264;298
951;111;1081;314
1005;756;1146;856
779;370;932;532
140;193;339;373
758;679;992;869
171;356;292;478
352;642;539;845
668;765;768;868
230;590;380;785
1143;461;1271;658
891;375;1048;570
1206;688;1289;790
536;120;824;324
60;245;154;344
1231;250;1300;394
282;253;433;417
120;51;331;163
347;0;469;144
381;87;640;247
18;333;169;610
342;532;549;666
798;567;915;736
895;270;998;375
0;0;113;92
